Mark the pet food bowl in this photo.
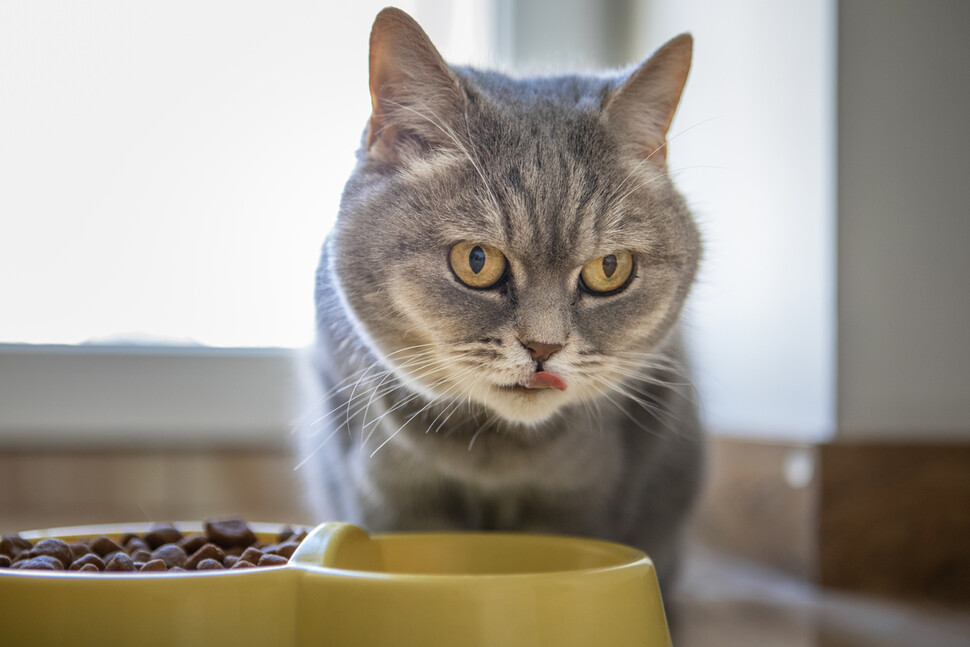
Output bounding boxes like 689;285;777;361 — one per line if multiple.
0;521;671;646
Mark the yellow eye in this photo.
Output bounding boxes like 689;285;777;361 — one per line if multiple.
580;251;634;294
449;242;507;289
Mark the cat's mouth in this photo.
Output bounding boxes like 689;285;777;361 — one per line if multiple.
503;370;567;392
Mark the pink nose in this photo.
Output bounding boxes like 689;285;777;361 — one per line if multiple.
523;341;563;363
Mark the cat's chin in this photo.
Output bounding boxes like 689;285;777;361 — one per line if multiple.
485;385;569;425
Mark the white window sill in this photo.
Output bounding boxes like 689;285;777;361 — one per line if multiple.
0;344;302;449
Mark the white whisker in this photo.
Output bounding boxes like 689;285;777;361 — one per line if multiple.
382;98;504;219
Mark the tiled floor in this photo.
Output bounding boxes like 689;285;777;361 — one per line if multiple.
671;546;970;646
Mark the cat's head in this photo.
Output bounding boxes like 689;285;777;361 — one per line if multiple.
329;8;700;425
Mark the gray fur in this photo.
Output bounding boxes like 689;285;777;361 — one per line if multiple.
299;8;704;588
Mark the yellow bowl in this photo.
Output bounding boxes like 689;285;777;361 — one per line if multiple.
0;522;671;646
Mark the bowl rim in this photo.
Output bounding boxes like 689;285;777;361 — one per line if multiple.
2;521;656;582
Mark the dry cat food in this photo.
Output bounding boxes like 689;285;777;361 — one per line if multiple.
0;518;307;573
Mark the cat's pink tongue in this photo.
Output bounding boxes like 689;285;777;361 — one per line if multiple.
520;371;567;391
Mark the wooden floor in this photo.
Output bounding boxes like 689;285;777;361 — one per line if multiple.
671;545;970;647
3;448;969;645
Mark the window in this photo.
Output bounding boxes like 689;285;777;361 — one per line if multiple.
0;0;496;349
0;1;498;444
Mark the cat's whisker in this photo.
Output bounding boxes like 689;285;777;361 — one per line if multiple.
356;352;458;434
608;151;665;207
381;98;504;219
609;114;722;203
467;413;502;451
614;350;690;373
430;391;481;441
601;376;683;437
335;346;451;409
293;424;344;471
583;375;659;436
611;172;672;208
367;367;481;458
644;115;723;165
606;364;693;391
305;360;430;443
611;354;697;397
360;363;480;447
359;378;444;439
603;364;693;409
348;344;434;416
608;135;725;213
426;394;464;435
666;164;733;180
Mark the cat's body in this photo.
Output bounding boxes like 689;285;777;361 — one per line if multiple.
299;8;704;588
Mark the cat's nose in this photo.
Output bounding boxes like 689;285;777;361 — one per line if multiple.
522;340;563;363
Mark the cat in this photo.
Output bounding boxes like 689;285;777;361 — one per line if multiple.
298;6;704;589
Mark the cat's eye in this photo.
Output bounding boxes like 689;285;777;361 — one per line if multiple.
580;251;634;295
449;242;507;289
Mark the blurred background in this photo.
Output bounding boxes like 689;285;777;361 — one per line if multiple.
1;1;968;644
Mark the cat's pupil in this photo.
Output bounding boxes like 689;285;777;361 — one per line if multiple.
468;246;486;274
602;254;617;278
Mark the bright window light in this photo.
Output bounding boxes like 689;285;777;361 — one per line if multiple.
0;1;495;348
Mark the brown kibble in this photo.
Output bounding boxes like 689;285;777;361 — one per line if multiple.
89;535;125;558
102;551;130;566
274;542;299;559
257;554;288;567
204;518;257;549
70;542;93;561
276;527;295;543
130;548;152;563
14;555;64;570
145;524;183;550
1;535;33;559
177;533;207;554
105;552;136;572
124;537;149;554
3;517;285;573
140;559;167;572
196;558;224;570
185;543;225;570
150;544;187;569
69;553;105;571
239;546;265;564
32;538;74;568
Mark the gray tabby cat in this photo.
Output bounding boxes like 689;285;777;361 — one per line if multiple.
300;7;703;588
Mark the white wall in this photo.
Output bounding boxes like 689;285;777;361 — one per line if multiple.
632;1;838;442
491;0;632;72
837;0;970;441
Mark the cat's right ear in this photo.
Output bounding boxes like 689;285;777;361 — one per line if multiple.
366;8;465;164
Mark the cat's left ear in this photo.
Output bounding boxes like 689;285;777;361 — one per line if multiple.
603;33;693;164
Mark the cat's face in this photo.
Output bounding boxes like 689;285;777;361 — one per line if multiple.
329;9;699;426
